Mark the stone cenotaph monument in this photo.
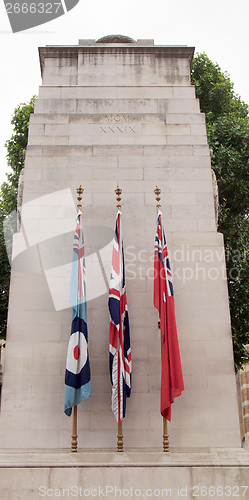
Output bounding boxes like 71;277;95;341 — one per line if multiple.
0;36;248;498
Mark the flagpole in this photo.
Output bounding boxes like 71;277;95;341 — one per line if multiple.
163;417;169;452
71;405;78;452
115;186;124;453
154;186;170;453
70;185;84;453
117;421;123;452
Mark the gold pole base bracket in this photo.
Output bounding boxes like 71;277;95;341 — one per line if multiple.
71;434;78;453
117;422;123;452
163;418;169;452
71;406;78;453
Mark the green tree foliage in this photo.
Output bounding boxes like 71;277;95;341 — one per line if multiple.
191;54;249;371
0;97;35;338
0;229;10;338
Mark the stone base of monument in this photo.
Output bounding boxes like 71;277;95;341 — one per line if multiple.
0;449;249;499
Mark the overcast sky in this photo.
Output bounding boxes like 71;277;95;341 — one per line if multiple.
0;0;248;185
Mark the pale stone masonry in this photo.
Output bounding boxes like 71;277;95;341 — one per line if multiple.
0;37;241;450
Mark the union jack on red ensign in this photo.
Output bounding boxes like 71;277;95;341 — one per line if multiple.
154;211;184;421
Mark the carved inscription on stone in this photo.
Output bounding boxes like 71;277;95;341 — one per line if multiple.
100;125;136;134
103;114;131;122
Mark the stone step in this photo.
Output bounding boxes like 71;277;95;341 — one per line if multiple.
26;144;210;157
38;85;196;100
27;134;208;147
29;113;166;125
28;122;207;138
34;98;200;115
24;154;211;170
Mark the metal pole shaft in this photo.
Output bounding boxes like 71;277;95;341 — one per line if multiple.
71;405;78;452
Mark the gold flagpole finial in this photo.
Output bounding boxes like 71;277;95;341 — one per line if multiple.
115;186;122;209
154;186;161;211
76;185;84;210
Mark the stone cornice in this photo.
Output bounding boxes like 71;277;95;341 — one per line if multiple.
39;43;195;78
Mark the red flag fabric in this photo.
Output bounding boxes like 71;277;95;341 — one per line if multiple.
154;212;184;421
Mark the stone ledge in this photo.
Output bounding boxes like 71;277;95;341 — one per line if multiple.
39;44;195;77
0;449;249;468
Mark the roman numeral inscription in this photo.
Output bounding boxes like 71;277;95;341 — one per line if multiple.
100;125;136;134
103;114;131;122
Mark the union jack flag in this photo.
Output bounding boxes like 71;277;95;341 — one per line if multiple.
64;211;91;416
109;211;131;423
154;212;184;421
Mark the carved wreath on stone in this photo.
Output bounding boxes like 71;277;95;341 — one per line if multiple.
96;34;135;43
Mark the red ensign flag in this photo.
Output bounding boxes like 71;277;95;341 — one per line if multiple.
154;212;184;421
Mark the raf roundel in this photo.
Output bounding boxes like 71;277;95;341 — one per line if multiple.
66;331;88;375
73;345;80;361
